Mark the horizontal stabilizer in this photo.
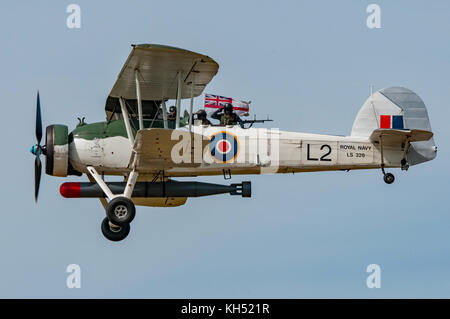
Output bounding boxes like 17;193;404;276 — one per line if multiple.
369;129;433;145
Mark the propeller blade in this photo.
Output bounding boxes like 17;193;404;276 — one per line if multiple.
34;156;42;202
36;91;42;144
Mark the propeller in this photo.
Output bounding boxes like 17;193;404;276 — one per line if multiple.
30;91;45;202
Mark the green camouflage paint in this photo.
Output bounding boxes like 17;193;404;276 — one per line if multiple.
53;125;68;145
70;118;188;141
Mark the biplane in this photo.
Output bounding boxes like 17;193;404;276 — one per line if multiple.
30;44;437;241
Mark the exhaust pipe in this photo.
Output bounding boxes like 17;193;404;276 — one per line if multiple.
60;180;251;198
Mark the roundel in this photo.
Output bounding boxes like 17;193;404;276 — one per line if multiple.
209;131;240;163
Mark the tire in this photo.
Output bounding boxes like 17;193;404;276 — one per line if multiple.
106;196;136;226
101;217;130;242
383;173;395;184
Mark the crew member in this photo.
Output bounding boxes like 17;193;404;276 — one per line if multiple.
211;103;243;127
167;106;177;121
194;109;211;125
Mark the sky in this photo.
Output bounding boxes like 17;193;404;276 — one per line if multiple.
0;0;449;298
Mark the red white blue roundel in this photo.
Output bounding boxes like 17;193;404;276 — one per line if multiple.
209;131;240;162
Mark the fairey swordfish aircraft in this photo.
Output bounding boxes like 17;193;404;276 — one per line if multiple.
30;44;437;241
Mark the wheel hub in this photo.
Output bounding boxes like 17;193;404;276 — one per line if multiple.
114;205;128;219
109;222;122;233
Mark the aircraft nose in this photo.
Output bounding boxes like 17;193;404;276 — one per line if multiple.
30;145;37;155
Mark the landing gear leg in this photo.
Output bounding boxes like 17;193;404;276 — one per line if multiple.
401;138;411;171
379;135;395;184
87;166;139;241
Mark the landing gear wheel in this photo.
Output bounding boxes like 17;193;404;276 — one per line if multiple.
101;217;130;242
106;196;136;226
383;173;395;184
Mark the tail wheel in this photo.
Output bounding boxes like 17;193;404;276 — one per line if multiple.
106;196;136;226
101;217;130;242
383;173;395;184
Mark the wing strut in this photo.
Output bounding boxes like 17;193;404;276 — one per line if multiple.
175;71;182;129
135;69;144;130
119;97;135;146
161;99;168;129
189;74;194;131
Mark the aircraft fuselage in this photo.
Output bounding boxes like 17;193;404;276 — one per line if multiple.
67;119;404;179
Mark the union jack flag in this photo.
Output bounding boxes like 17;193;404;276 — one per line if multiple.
204;93;250;116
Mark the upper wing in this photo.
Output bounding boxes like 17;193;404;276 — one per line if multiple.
369;128;433;145
105;44;219;118
129;128;209;172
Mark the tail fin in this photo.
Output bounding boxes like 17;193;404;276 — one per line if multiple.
351;87;437;165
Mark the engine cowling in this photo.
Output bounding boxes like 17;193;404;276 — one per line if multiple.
45;125;69;177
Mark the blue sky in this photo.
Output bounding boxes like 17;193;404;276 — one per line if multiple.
0;0;449;298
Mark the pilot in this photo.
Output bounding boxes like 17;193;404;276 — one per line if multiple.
194;109;211;125
157;107;163;119
167;106;177;121
211;103;243;127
